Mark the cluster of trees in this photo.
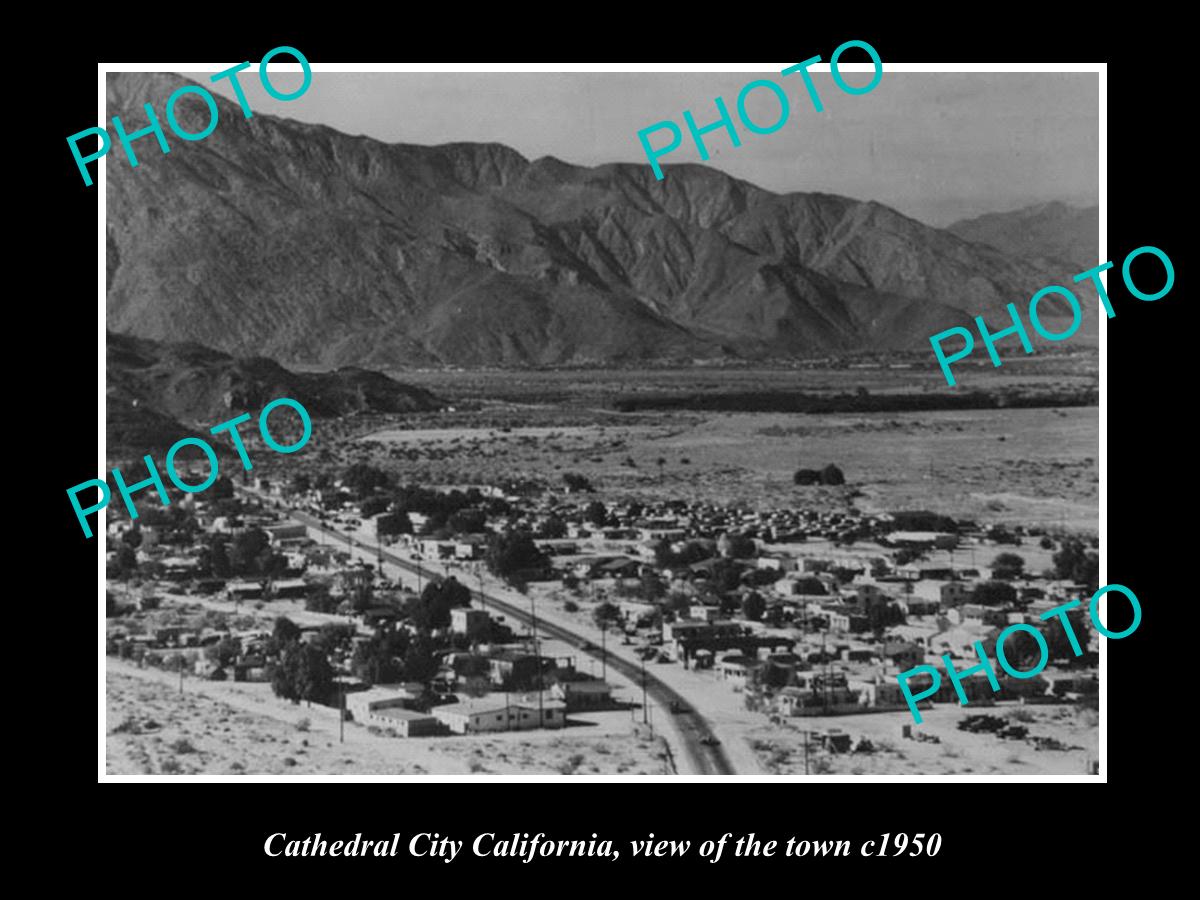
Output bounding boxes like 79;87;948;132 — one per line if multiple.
652;539;714;568
350;629;439;686
981;604;1091;667
1052;539;1100;593
538;515;568;539
394;486;509;532
562;473;594;493
793;464;846;486
269;618;335;705
971;581;1018;606
613;572;666;603
990;552;1026;581
375;511;413;538
485;531;549;590
405;578;472;631
584;501;608;528
196;528;288;580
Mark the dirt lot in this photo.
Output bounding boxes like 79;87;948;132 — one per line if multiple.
354;406;1096;532
105;661;674;776
748;702;1098;776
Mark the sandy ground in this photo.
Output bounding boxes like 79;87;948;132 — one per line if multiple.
747;702;1098;775
106;660;674;776
354;407;1098;532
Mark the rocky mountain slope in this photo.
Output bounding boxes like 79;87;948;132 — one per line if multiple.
106;72;1089;367
947;202;1099;274
107;331;441;450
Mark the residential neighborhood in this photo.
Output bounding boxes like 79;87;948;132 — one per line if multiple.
105;459;1100;774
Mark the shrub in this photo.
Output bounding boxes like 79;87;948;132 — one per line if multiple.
295;718;311;732
563;600;579;613
819;464;845;486
111;716;140;735
160;758;183;774
170;738;197;754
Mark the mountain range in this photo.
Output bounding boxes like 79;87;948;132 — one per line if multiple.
947;202;1099;273
106;72;1098;368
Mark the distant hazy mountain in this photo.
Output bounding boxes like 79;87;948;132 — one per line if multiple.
107;331;440;451
947;202;1099;274
106;73;1084;367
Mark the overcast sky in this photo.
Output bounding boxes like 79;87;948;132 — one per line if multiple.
199;70;1099;228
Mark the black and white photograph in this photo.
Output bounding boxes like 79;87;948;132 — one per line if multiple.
97;63;1103;779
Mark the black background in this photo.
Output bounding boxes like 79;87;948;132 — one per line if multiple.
35;13;1183;880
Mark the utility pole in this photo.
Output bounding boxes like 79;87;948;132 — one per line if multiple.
803;730;810;775
178;654;184;694
530;593;544;727
641;654;648;724
601;621;607;680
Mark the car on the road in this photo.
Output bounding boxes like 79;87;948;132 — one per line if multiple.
669;701;689;715
699;735;721;747
580;641;597;651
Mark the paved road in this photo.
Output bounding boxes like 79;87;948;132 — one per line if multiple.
289;508;735;776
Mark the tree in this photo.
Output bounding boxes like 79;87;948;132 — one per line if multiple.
971;581;1017;606
741;591;766;621
342;463;391;499
991;552;1026;581
639;572;665;602
819;464;846;486
376;511;413;538
352;630;410;685
114;545;139;580
311;623;355;656
793;469;821;486
257;551;289;580
273;617;302;646
205;636;241;667
539;515;568;539
562;473;594;493
593;602;622;629
272;646;301;702
403;633;439;683
208;539;232;578
122;528;143;549
867;602;906;634
209;475;235;500
305;582;338;614
447;508;488;535
485;531;549;586
720;532;757;559
274;643;334;705
585;501;608;528
1053;539;1100;593
360;495;390;518
408;578;471;631
229;528;270;575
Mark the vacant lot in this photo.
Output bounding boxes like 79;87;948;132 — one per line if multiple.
355;405;1096;531
749;703;1098;776
106;662;672;776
